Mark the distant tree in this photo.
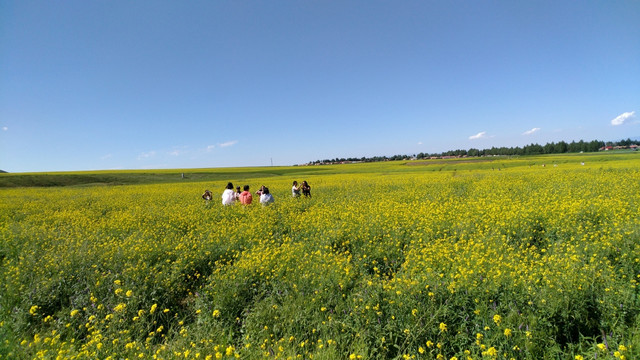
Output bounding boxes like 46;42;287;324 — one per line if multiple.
523;143;543;155
307;138;625;164
554;141;568;153
544;142;555;154
619;138;632;147
589;140;604;152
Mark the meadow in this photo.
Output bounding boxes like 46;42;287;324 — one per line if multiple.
1;153;639;359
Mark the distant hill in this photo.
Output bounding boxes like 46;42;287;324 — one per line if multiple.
0;170;6;173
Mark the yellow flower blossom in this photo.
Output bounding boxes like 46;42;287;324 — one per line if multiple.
439;322;447;332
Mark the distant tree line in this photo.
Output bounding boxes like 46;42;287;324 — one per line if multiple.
309;138;639;165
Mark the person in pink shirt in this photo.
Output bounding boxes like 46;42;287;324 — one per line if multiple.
239;185;253;205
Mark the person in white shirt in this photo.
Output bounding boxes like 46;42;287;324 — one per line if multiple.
292;181;300;197
221;182;236;206
259;187;275;205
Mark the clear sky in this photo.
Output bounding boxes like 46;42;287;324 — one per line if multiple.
1;1;639;172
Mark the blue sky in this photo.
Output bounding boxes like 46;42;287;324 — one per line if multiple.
1;1;638;172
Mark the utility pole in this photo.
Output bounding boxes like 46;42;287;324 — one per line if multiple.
270;158;273;166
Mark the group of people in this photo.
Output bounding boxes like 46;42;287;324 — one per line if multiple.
202;180;311;206
291;180;311;198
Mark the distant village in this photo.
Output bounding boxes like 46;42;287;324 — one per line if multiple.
303;138;639;166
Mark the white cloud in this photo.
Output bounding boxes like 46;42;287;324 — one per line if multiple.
522;127;541;135
2;126;7;131
417;141;423;145
611;111;635;126
206;145;215;152
100;154;112;160
218;140;238;148
138;151;156;160
168;146;189;156
469;131;487;140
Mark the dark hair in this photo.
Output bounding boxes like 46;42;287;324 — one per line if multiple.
226;182;234;190
243;185;250;191
263;187;270;195
293;181;298;186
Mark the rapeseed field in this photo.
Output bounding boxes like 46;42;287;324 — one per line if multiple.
1;157;639;359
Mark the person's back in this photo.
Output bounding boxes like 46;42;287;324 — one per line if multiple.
260;193;274;204
239;185;253;205
259;187;274;205
222;182;236;206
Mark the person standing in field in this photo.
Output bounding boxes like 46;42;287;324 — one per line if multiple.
222;182;236;206
302;181;311;197
259;187;275;205
292;181;301;197
239;185;253;205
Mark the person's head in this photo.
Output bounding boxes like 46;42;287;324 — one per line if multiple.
243;185;250;191
293;181;298;186
226;182;234;190
236;186;241;192
263;187;270;195
302;181;308;186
